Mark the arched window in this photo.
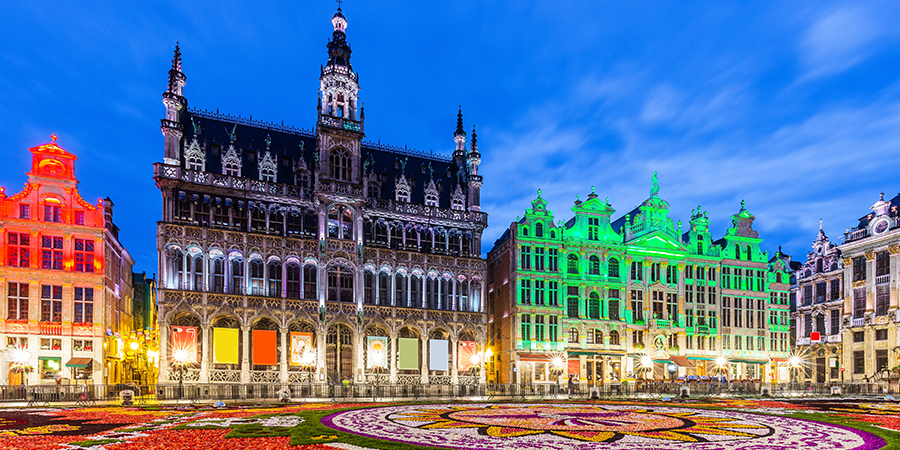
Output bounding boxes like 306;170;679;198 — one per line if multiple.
775;272;782;284
608;258;620;279
327;206;354;240
746;246;752;261
816;259;823;273
364;271;375;304
230;255;244;294
589;256;600;275
522;227;529;237
535;222;543;237
303;264;317;299
249;260;264;296
588;292;600;319
697;241;703;255
609;330;620;346
189;253;203;291
567;254;579;274
330;148;351;181
286;263;301;299
395;273;408;307
210;257;225;293
568;327;579;343
166;247;184;290
735;244;741;260
327;266;354;303
594;329;603;345
267;260;282;297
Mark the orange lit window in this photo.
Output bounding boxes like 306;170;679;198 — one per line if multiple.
41;236;63;270
19;204;30;219
74;239;95;273
7;232;30;267
75;211;85;225
44;204;61;222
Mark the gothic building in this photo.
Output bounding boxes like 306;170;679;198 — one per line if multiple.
791;221;844;383
153;8;488;386
839;193;900;382
0;136;137;385
486;175;792;385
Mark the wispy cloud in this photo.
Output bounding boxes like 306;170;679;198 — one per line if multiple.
798;5;897;81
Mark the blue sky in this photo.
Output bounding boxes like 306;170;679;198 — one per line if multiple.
2;1;900;273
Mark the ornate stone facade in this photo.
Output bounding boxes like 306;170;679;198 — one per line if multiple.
486;176;792;385
840;193;900;382
153;9;487;385
791;221;844;383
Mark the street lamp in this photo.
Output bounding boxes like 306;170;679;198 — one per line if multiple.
551;356;565;391
10;347;32;386
715;356;729;380
640;355;653;381
172;348;190;399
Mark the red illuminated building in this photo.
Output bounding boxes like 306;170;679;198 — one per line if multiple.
0;136;136;385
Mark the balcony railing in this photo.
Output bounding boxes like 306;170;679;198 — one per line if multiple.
844;228;869;242
876;274;890;285
517;340;565;352
852;318;865;328
654;319;671;329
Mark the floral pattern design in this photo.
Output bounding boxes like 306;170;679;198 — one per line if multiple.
323;403;884;449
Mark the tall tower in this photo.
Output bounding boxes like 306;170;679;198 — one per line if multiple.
317;7;365;185
467;125;482;211
161;44;186;165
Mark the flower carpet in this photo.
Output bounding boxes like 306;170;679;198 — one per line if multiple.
0;398;895;449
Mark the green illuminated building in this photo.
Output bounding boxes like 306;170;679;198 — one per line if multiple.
485;174;792;385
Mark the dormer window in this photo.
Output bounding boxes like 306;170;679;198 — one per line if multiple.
19;204;30;219
425;192;438;207
187;158;203;171
75;211;85;225
224;163;239;177
261;168;275;182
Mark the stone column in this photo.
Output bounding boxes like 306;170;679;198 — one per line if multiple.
241;326;250;384
200;324;210;383
866;252;876;313
159;323;170;383
421;336;429;384
479;340;487;384
450;337;459;384
889;246;899;311
389;333;398;383
280;329;289;384
318;329;327;383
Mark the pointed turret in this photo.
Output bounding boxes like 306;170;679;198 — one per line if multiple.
466;124;483;211
162;43;187;165
453;106;467;165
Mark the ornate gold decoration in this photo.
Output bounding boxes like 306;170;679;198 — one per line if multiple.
842;257;853;266
865;252;875;261
889;246;900;255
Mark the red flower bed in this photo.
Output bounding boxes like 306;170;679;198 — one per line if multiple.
105;428;338;450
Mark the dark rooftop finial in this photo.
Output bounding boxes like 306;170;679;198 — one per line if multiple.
470;125;478;153
455;106;465;137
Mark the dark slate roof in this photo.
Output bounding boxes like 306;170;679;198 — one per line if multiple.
610;206;640;233
180;108;467;208
491;228;510;251
850;192;900;231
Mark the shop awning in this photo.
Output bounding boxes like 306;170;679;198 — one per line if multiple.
671;355;695;368
66;358;93;368
730;359;768;364
687;356;715;361
519;355;553;362
770;357;790;363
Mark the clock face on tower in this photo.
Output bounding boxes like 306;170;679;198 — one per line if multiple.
874;219;889;234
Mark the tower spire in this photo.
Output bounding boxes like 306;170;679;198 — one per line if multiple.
455;106;466;137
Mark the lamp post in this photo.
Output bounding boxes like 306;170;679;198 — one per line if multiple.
715;356;729;380
172;349;190;400
10;347;32;386
788;356;802;386
551;356;564;393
